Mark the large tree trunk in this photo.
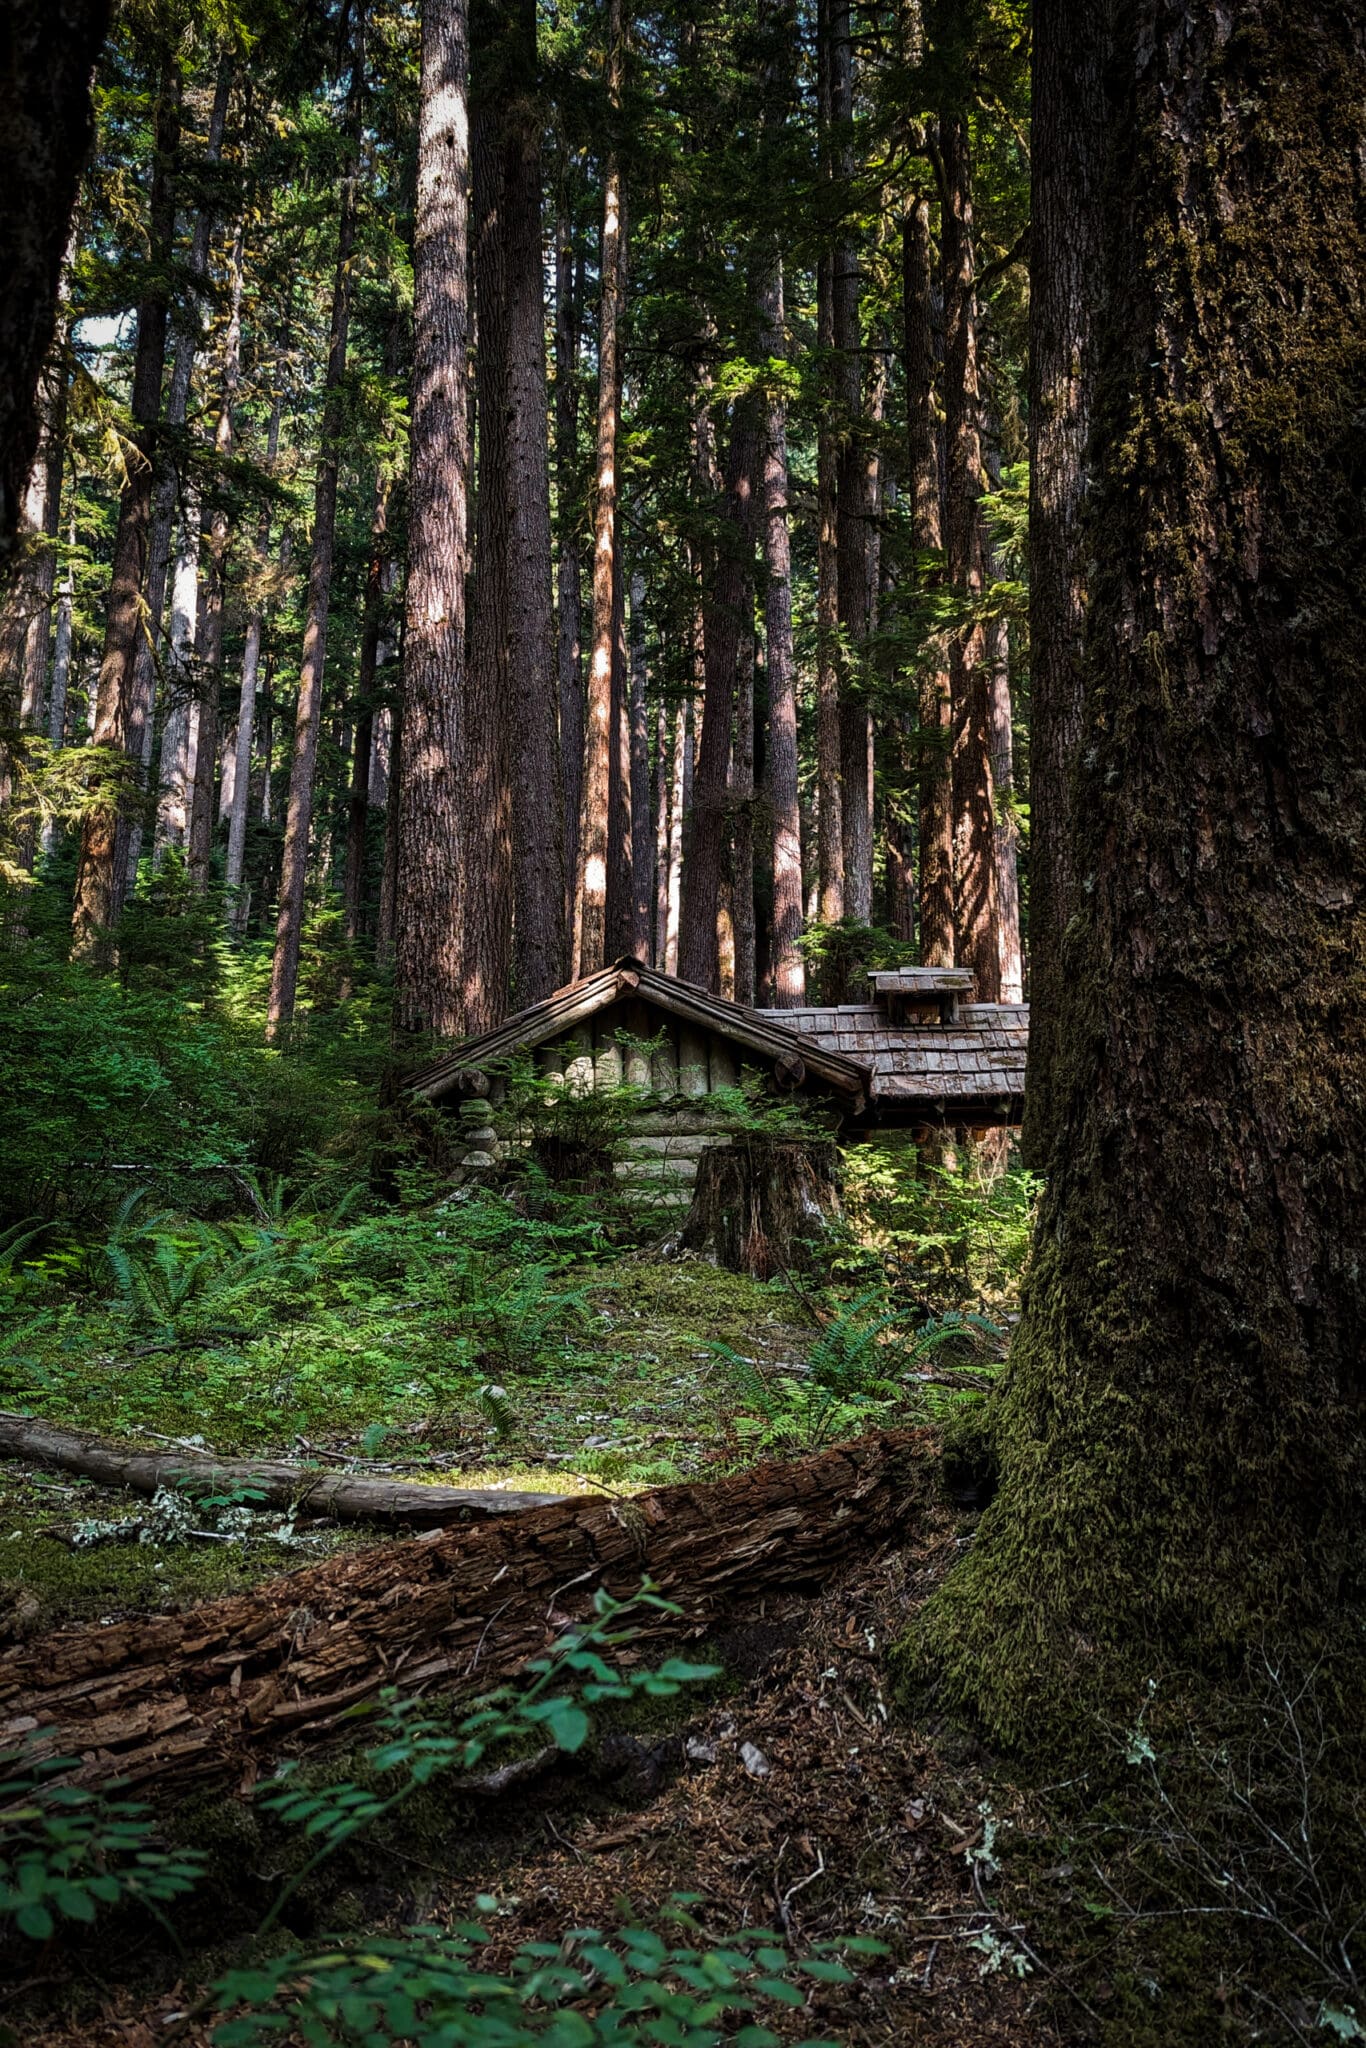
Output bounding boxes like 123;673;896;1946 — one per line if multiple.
226;397;283;929
813;25;842;930
940;113;999;1000
187;217;246;896
341;466;389;944
904;183;954;967
1021;0;1115;1162
70;56;179;957
829;0;873;926
122;57;234;907
678;410;759;992
464;88;515;1030
153;506;202;858
3;1433;931;1794
395;0;472;1037
503;19;567;1004
0;0;109;568
663;694;689;973
627;569;653;962
555;219;584;944
572;0;626;979
911;0;1366;1743
760;253;805;1006
268;41;362;1037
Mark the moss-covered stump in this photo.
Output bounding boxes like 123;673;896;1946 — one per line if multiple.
679;1139;842;1278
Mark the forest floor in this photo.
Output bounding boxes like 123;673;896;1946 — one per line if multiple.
18;1506;1077;2048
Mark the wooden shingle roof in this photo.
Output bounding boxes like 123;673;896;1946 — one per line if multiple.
407;959;870;1109
757;1001;1028;1114
407;960;1028;1124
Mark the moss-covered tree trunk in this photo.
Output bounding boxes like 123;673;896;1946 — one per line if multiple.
910;0;1366;1743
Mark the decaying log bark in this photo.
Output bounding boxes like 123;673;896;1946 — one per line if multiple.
681;1140;843;1278
0;1413;564;1527
0;1432;931;1795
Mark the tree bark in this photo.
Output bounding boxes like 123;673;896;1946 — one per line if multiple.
904;181;954;967
731;582;757;1007
153;502;202;859
913;0;1366;1741
940;113;999;1000
123;56;234;906
341;467;389;944
71;55;180;957
663;694;688;974
760;253;805;1006
268;36;362;1037
0;0;109;568
226;397;283;929
555;219;584;942
187;216;246;894
395;0;472;1038
627;568;653;962
503;23;567;1003
572;0;626;979
1021;0;1115;1161
681;1140;844;1279
652;694;669;965
4;1432;932;1794
829;0;872;925
678;410;759;992
813;14;842;929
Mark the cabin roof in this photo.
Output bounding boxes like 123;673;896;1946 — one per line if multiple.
407;959;870;1110
756;1002;1028;1113
407;960;1028;1122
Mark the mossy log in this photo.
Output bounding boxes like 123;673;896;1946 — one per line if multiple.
0;1432;931;1795
680;1139;843;1278
0;1413;563;1528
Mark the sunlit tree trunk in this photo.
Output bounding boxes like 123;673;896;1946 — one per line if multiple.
394;0;472;1036
760;252;804;1006
187;216;245;896
572;0;626;978
663;695;688;974
225;398;283;930
941;112;999;999
913;0;1366;1740
904;181;954;966
626;568;652;962
267;32;362;1037
813;11;842;927
555;215;584;943
153;504;201;860
341;466;389;945
71;54;179;957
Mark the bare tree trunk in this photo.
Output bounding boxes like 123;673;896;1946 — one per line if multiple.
153;504;201;859
46;509;76;748
652;694;669;966
503;17;566;1003
904;182;954;966
605;518;633;957
555;219;584;944
917;0;1366;1741
983;448;1022;1002
267;34;363;1037
941;113;998;999
732;592;756;1007
760;253;804;1005
187;216;246;895
663;695;688;974
572;0;626;979
814;15;842;928
71;55;179;957
678;409;759;992
627;568;652;961
395;0;472;1037
341;467;389;944
122;57;233;905
0;0;109;568
376;679;401;969
225;397;282;928
830;0;872;924
1022;0;1114;1159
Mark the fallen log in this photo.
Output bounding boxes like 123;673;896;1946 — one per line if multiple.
0;1411;566;1528
0;1431;933;1796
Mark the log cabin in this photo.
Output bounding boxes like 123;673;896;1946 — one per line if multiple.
407;959;1028;1210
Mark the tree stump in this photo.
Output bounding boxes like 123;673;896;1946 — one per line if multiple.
680;1138;843;1278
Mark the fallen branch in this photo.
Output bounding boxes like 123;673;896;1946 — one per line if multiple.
0;1411;565;1529
0;1430;933;1797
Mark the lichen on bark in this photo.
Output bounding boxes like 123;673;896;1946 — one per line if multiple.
898;0;1366;1746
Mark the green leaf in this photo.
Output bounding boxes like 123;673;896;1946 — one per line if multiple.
15;1902;54;1940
